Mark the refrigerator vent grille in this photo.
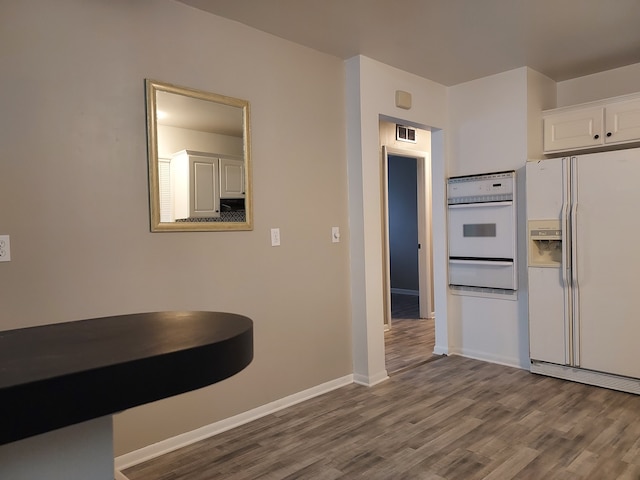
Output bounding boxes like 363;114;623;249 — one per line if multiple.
531;362;640;395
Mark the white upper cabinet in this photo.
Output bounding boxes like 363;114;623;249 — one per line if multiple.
219;158;245;199
543;107;604;153
543;93;640;154
171;150;220;220
604;98;640;144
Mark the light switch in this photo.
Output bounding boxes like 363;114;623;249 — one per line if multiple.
0;235;11;262
270;228;281;247
332;227;340;243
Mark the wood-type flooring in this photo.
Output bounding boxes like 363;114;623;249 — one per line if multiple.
386;293;437;374
122;353;640;479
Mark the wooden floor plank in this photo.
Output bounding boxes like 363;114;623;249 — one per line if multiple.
123;356;640;480
386;294;436;374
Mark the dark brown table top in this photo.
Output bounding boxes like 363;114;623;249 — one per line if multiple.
0;311;253;445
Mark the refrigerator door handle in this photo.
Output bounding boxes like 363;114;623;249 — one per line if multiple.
562;158;573;366
570;156;581;367
561;161;571;288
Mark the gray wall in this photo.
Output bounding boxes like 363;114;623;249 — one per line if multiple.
0;0;351;455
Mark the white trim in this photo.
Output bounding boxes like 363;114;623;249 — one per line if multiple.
448;349;526;370
353;370;389;387
390;288;419;296
382;146;393;329
382;146;434;329
115;374;353;471
433;345;449;356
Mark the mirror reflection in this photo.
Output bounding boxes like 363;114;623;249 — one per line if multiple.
145;79;252;231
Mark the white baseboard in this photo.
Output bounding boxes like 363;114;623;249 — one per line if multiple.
115;374;353;472
432;344;448;356
448;348;527;370
353;370;389;387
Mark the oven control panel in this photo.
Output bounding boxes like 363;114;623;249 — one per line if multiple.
447;171;515;204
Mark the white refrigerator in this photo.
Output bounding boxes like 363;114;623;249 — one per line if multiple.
526;148;640;393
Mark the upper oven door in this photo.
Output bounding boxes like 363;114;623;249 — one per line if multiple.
448;201;515;259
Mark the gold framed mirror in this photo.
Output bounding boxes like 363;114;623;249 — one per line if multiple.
145;79;252;231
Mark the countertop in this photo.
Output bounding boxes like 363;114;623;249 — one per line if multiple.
0;311;253;445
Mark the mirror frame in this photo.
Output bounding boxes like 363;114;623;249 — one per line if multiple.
145;79;253;232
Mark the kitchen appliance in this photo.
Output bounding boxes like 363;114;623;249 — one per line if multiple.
527;148;640;393
447;171;517;293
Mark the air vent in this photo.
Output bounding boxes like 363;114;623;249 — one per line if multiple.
396;124;416;143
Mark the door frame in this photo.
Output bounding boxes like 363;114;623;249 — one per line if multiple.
382;146;434;328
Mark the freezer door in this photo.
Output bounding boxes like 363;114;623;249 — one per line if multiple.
528;267;567;364
574;148;640;378
525;160;565;220
526;159;570;365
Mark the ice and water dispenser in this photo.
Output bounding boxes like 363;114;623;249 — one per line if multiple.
528;220;562;267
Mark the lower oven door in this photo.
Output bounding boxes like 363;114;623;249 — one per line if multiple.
448;201;515;259
449;258;517;290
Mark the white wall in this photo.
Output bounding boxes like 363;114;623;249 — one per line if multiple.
157;125;243;159
346;56;448;384
556;62;640;107
0;0;350;456
527;69;557;159
447;68;530;367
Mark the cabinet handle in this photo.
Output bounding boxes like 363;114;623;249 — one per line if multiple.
607;132;612;137
594;134;600;139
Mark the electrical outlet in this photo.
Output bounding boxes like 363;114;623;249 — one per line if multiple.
0;235;11;262
270;228;281;247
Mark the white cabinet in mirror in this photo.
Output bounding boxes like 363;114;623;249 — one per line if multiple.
145;79;252;231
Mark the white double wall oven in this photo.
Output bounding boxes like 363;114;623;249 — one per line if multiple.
447;171;518;293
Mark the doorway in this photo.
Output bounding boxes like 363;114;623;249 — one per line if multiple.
387;154;420;318
382;146;434;327
382;145;436;373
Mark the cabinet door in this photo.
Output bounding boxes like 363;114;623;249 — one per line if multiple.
604;98;640;144
219;158;245;198
191;157;220;217
543;107;603;153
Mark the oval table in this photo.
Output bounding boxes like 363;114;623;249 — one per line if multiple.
0;311;253;480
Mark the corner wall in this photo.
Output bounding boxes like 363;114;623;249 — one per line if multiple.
346;56;448;384
447;68;531;368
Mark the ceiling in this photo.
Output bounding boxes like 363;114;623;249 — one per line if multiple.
177;0;640;86
156;90;243;136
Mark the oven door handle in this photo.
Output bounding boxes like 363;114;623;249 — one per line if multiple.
449;259;513;266
447;201;512;209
